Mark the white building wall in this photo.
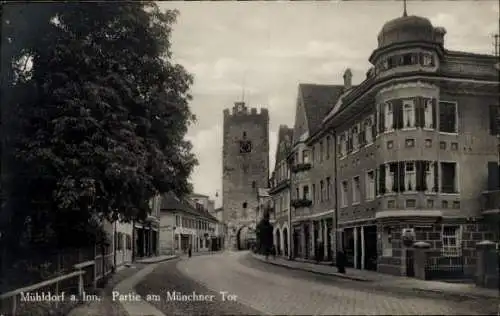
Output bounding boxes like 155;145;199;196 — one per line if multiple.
159;212;176;255
115;221;133;267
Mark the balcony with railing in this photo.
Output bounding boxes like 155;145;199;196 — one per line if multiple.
481;190;500;215
291;198;312;208
269;179;291;194
291;163;312;174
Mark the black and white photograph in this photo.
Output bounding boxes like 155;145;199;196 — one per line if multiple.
0;0;499;315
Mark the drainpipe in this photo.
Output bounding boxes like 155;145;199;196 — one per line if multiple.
327;129;339;264
287;155;293;260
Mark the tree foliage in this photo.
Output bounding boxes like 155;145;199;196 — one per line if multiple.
0;2;197;251
255;210;274;255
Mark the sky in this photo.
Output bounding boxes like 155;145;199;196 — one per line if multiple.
158;1;499;208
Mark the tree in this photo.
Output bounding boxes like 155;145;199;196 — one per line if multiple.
0;2;197;252
256;208;274;255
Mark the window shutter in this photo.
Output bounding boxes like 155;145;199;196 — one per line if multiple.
390;163;398;192
373;112;378;137
398;162;405;192
378;164;386;194
379;104;385;133
487;161;500;190
359;124;365;145
393;99;403;129
433;161;439;192
375;168;379;196
432;99;437;129
415;161;423;191
489;105;499;135
415;97;425;128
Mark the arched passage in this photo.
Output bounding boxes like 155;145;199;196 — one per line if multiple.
275;228;281;256
236;226;255;250
282;227;288;257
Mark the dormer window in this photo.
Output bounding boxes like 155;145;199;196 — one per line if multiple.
422;53;434;67
382;59;389;70
402;53;417;66
352;124;360;151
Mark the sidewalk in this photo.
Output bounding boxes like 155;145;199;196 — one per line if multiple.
69;256;177;316
113;263;165;316
251;253;499;300
68;263;145;316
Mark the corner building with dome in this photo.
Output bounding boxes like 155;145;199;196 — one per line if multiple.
284;11;499;280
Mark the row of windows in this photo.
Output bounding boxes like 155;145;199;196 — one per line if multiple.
115;232;133;251
175;215;212;231
375;51;435;74
294;136;333;165
378;99;456;133
337;99;458;158
339;160;458;208
294;177;332;203
273;162;290;185
338;115;376;157
273;192;290;217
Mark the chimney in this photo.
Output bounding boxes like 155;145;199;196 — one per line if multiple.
343;68;352;90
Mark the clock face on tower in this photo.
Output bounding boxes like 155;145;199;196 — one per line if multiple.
239;140;252;154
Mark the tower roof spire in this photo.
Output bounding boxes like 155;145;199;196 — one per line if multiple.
403;0;408;17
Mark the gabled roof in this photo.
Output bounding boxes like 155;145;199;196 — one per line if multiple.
274;125;294;165
160;192;217;222
323;85;358;124
299;84;345;135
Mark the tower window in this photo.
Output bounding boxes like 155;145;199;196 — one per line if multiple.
252;181;256;188
242;202;248;209
242;131;247;138
239;140;252;153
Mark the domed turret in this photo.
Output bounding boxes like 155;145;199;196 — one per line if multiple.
377;15;437;48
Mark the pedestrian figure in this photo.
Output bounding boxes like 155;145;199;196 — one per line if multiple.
336;250;346;274
188;246;192;258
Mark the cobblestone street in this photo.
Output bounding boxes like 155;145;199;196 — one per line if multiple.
136;251;498;315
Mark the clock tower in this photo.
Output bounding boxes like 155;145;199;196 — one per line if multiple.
222;101;269;250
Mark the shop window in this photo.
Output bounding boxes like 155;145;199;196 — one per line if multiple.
442;225;462;257
382;228;393;257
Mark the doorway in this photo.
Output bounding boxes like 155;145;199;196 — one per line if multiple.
304;224;310;259
364;225;378;271
343;228;354;268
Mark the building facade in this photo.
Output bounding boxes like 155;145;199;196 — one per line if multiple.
287;84;344;262
160;192;219;254
222;101;269;250
133;195;160;260
269;125;293;257
113;220;133;269
320;13;499;277
212;207;226;250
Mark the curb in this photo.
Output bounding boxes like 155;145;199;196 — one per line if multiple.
402;287;499;301
251;253;498;301
251;253;370;282
135;255;179;264
116;263;166;316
